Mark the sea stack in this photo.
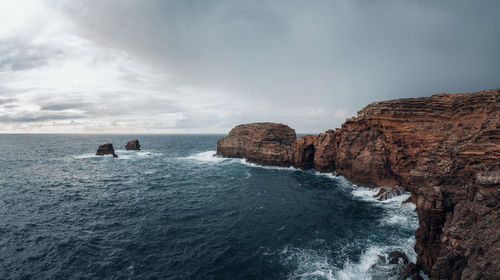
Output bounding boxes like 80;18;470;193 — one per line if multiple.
125;139;141;150
96;143;118;157
216;122;296;166
217;89;500;279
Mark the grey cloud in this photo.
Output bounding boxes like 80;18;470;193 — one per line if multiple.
52;0;500;132
40;103;88;111
0;39;65;72
0;98;16;105
0;113;84;122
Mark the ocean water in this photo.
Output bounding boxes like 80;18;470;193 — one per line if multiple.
0;135;418;280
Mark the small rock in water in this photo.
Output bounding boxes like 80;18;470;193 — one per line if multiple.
96;143;118;157
125;139;141;150
373;187;404;201
388;251;409;265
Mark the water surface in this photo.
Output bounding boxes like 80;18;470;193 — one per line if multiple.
0;135;418;279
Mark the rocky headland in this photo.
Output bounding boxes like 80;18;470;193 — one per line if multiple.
217;89;500;279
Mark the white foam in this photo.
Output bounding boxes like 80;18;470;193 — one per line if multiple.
73;150;162;160
335;246;384;280
281;246;335;280
239;158;298;171
115;150;163;159
283;237;420;280
289;172;421;279
183;151;229;163
73;153;101;159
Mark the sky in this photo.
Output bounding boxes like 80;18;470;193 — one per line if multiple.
0;0;499;134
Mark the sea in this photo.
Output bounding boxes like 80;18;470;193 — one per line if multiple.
0;134;419;280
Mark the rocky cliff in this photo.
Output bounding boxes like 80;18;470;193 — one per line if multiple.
217;122;296;166
217;89;500;279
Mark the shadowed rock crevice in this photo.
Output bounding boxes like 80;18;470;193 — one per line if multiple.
217;89;500;280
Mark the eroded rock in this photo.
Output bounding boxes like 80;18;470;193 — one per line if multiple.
216;89;500;279
216;122;296;166
126;139;141;150
96;143;118;157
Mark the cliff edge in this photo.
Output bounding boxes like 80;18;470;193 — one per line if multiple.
217;89;500;279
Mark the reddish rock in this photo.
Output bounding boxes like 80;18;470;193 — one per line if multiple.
96;143;118;157
313;130;339;172
216;122;296;166
217;89;500;279
292;135;316;169
330;89;500;278
126;139;141;150
373;187;405;201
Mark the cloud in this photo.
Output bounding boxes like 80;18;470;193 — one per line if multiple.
0;98;17;105
40;103;87;111
0;0;499;133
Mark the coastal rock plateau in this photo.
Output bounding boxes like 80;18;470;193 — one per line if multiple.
217;122;296;166
217;89;500;279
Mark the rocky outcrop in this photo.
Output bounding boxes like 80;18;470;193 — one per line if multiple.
125;139;141;150
292;135;316;169
216;122;296;166
217;89;500;279
373;187;405;201
96;143;118;157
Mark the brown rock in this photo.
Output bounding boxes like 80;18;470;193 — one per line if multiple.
373;187;405;201
96;143;118;157
216;122;296;166
388;251;409;265
125;139;141;150
216;89;500;279
402;263;423;280
292;135;316;169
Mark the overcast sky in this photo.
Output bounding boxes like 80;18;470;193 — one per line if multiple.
0;0;499;133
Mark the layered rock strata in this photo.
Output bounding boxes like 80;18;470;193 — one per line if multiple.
217;122;296;166
217;89;500;279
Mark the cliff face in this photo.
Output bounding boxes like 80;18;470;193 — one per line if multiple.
217;122;296;166
217;89;500;279
324;89;500;279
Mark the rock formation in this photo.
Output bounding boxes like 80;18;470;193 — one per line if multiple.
217;89;500;279
373;186;405;201
96;143;118;157
217;122;296;166
125;139;141;150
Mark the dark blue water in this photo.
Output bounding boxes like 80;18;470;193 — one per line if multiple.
0;135;418;280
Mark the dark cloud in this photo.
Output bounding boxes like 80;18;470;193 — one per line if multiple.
51;0;500;131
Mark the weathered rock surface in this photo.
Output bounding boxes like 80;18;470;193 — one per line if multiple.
388;251;409;265
125;139;141;150
96;143;118;157
292;135;316;169
217;89;500;279
373;187;405;201
216;122;296;166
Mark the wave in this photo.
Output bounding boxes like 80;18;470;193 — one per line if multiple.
281;172;422;279
182;151;299;172
282;238;420;280
73;150;162;160
238;158;299;171
182;151;229;163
